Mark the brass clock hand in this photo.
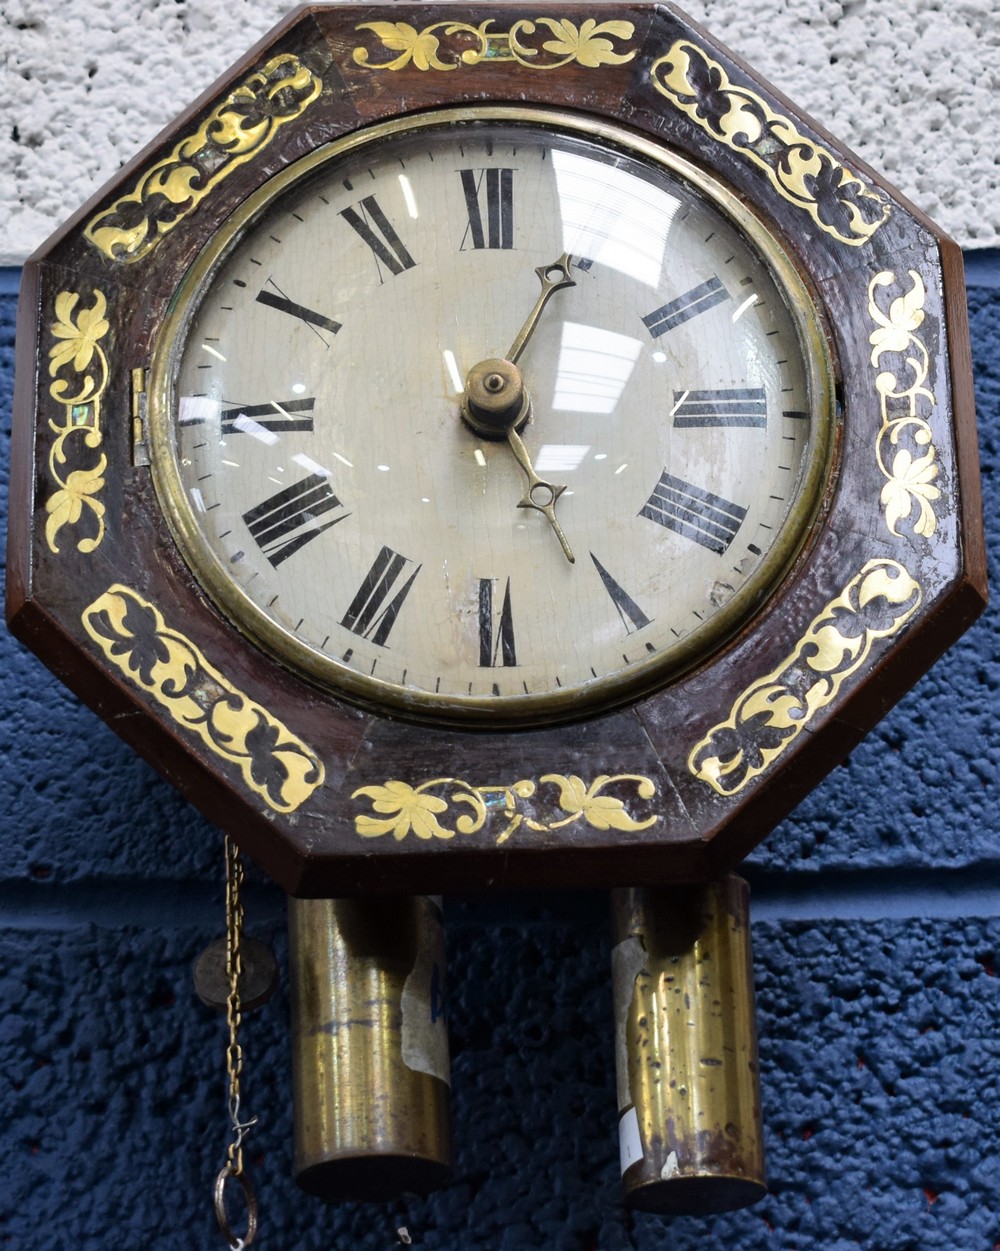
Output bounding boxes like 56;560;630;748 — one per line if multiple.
462;356;576;564
461;254;577;563
505;252;576;365
507;424;576;564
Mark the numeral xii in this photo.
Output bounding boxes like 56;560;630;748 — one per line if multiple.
460;168;514;250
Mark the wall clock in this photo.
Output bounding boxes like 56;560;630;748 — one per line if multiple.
6;0;985;1230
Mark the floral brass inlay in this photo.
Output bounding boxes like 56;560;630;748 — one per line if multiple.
84;54;322;263
352;774;658;843
869;270;941;538
689;560;921;796
649;40;890;247
82;585;324;813
45;289;110;554
353;18;636;72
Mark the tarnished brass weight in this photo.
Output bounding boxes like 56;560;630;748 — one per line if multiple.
288;895;452;1201
610;877;765;1214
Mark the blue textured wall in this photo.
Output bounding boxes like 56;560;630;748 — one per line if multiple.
1;260;998;1251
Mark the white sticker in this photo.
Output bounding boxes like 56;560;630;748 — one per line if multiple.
611;935;647;1109
400;910;450;1086
618;1105;643;1175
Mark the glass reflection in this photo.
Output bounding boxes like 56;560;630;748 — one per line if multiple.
179;396;220;425
293;452;332;478
553;150;677;286
731;293;759;323
534;444;591;473
551;321;642;414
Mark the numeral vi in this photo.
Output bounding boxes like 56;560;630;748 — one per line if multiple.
479;577;517;667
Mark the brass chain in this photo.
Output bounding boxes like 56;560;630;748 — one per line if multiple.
214;834;259;1249
225;834;247;1173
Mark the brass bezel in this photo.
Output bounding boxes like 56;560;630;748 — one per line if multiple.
147;105;837;729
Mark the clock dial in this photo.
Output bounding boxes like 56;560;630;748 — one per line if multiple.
149;108;834;725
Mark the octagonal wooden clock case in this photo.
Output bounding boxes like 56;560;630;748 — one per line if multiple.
6;0;985;1220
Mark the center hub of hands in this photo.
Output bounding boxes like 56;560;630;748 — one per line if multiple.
461;357;530;438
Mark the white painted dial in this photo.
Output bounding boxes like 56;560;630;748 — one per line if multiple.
150;109;833;725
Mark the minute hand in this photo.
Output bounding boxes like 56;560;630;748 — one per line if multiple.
506;253;576;364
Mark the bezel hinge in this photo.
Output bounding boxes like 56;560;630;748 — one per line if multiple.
131;366;150;467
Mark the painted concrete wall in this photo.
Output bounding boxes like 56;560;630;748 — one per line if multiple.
2;3;1000;1248
2;0;998;261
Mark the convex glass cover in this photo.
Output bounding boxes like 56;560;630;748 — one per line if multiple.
150;109;834;725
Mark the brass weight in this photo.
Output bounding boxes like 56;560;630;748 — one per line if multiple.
611;877;765;1214
288;895;452;1201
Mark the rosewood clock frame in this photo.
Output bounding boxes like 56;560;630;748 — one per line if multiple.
7;3;986;897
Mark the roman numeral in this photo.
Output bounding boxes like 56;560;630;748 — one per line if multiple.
460;168;514;250
341;546;420;646
478;577;517;667
640;472;747;555
642;277;730;338
255;286;341;338
590;555;651;634
243;474;347;567
671;388;767;429
340;195;416;279
221;398;316;435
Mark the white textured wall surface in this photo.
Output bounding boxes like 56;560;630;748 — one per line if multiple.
1;0;997;264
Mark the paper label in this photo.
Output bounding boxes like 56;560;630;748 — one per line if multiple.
618;1105;643;1175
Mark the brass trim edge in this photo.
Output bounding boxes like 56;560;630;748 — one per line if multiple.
649;40;890;247
82;584;325;813
45;288;109;554
145;105;837;728
84;54;323;263
351;774;659;843
868;269;941;538
352;17;637;70
688;559;922;795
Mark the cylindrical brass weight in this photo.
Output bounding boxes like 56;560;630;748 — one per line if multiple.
288;895;452;1202
611;877;765;1214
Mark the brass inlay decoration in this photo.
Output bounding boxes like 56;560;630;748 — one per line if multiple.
869;270;941;538
84;54;322;263
352;774;658;843
649;40;890;246
353;18;636;71
45;289;110;554
689;560;922;795
82;585;324;813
